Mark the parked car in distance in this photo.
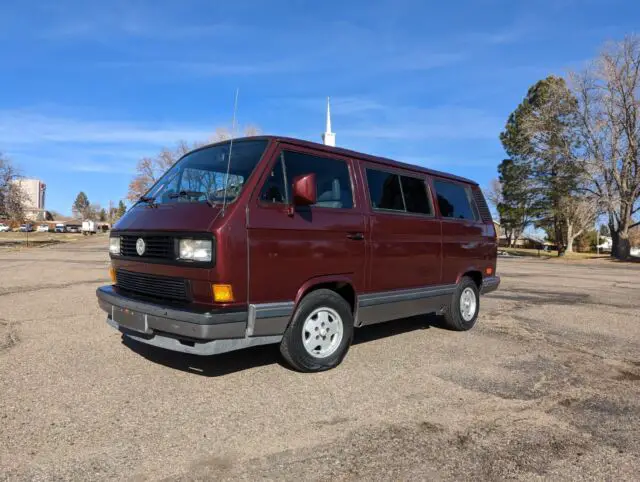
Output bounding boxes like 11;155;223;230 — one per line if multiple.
37;224;50;233
0;223;10;232
19;224;33;232
54;223;66;233
97;136;500;372
66;224;81;233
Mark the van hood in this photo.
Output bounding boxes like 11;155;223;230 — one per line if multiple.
113;203;224;232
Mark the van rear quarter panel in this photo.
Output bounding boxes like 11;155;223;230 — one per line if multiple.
432;179;496;285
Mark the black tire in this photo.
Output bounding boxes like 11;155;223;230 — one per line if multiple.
280;289;354;372
442;276;480;331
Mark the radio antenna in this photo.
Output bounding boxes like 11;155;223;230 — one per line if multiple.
221;88;239;213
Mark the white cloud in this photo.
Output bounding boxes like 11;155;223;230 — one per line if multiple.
0;110;212;146
277;96;385;116
97;59;295;77
0;109;216;175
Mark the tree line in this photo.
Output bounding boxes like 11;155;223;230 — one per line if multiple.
72;192;126;223
490;36;640;260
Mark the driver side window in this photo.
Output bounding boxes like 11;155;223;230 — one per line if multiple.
260;156;287;204
259;150;353;208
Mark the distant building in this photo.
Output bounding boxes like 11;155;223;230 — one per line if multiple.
12;178;48;220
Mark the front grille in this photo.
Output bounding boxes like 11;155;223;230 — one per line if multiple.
472;189;493;223
120;235;174;260
116;269;189;302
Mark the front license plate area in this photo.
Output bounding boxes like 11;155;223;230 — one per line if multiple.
113;306;148;333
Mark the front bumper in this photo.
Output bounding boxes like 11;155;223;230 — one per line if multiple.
481;275;501;294
96;286;282;356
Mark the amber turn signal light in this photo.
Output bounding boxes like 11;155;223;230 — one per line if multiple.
109;266;116;284
212;284;234;303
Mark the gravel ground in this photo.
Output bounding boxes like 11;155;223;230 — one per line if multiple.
1;236;639;481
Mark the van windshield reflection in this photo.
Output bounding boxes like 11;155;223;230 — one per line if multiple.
142;139;268;206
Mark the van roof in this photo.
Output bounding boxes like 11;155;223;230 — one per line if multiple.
199;135;478;185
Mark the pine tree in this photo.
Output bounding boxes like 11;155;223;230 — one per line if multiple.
117;200;127;218
500;76;589;255
72;192;91;219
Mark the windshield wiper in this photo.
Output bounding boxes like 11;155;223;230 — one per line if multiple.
168;190;203;199
138;195;156;206
168;190;214;208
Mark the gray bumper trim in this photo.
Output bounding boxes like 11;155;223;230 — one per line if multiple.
107;319;281;356
97;285;248;340
481;276;501;294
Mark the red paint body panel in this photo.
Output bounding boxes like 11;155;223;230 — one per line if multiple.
110;136;497;313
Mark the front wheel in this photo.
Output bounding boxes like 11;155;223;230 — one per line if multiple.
280;289;354;372
442;276;480;331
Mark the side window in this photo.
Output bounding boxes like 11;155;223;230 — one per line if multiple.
433;180;477;220
284;151;353;209
259;155;286;203
400;175;432;214
366;170;405;211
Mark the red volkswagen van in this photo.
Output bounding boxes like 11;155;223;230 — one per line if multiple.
97;136;499;372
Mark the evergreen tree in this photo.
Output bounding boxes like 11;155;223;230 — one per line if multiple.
72;192;91;219
116;200;127;218
495;159;540;246
500;76;588;255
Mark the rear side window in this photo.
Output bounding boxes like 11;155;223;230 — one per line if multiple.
433;179;477;220
400;176;432;214
366;169;433;215
259;151;353;209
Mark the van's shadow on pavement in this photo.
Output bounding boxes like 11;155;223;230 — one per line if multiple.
121;313;445;377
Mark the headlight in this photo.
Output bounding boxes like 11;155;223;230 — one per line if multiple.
179;239;212;262
109;237;121;255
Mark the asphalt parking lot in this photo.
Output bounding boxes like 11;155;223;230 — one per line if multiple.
1;236;639;481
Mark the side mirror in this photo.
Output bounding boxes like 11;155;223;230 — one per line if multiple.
292;173;317;206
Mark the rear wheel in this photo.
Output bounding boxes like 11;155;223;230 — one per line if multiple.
280;289;354;372
442;276;480;331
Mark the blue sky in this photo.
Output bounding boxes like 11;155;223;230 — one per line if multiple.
1;0;638;215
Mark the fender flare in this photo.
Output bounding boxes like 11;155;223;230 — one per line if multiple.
294;274;358;309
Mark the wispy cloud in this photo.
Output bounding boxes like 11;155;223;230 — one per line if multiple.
97;59;295;77
277;96;385;116
284;100;502;142
0;110;212;146
0;108;217;175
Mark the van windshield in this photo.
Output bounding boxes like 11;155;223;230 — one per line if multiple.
142;139;268;206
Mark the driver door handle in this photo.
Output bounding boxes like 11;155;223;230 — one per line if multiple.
347;232;364;241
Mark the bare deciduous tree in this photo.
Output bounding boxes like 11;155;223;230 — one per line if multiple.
484;178;503;214
571;35;640;259
127;140;199;202
0;154;27;222
128;126;262;202
559;196;599;253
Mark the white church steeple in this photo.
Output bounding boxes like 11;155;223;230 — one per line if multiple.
322;97;336;147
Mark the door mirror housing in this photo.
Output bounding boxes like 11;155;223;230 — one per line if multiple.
292;173;317;206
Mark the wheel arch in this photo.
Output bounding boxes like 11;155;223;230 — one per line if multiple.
456;269;483;289
294;275;357;314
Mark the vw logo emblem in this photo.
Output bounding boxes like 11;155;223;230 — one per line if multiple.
136;238;146;256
